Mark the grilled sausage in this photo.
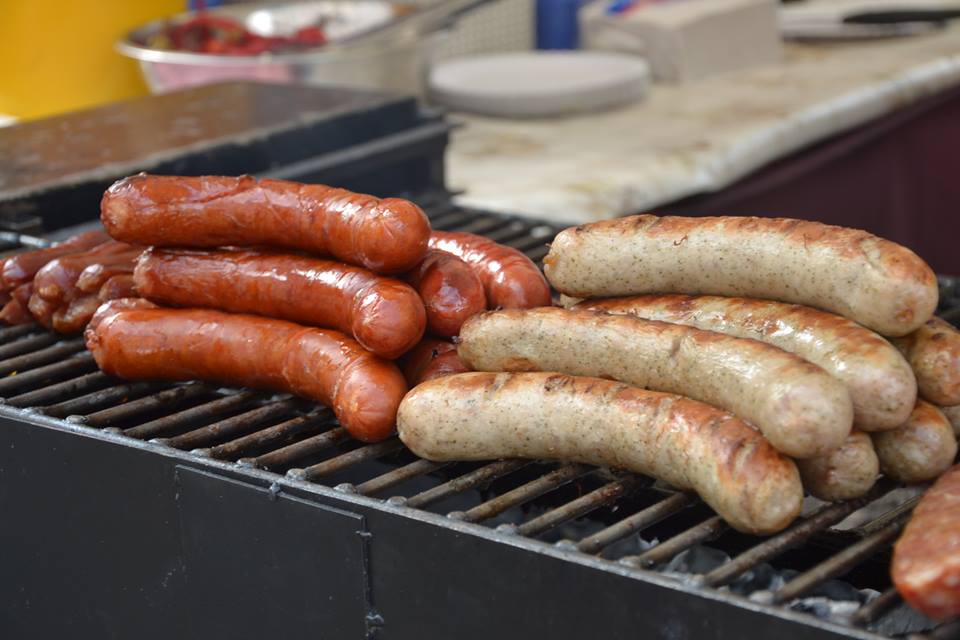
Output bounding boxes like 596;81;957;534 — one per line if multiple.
942;404;960;437
797;430;879;502
85;302;406;441
0;290;9;306
398;371;803;534
101;174;431;274
399;339;469;386
892;317;960;406
26;292;58;329
458;308;853;458
97;274;137;302
429;231;551;310
0;298;31;325
892;464;960;620
133;248;426;359
872;401;957;484
544;215;938;337
578;295;916;431
32;241;137;305
405;250;486;337
75;251;140;294
52;296;102;334
0;229;110;291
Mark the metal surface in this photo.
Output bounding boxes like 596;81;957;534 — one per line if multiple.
0;208;958;639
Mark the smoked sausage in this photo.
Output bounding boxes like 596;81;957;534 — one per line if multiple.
544;215;938;336
399;339;469;386
0;229;109;291
405;250;486;337
101;174;431;274
397;371;803;534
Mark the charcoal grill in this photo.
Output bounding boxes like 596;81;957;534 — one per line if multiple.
1;206;959;640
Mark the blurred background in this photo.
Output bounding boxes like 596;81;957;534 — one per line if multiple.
1;0;958;271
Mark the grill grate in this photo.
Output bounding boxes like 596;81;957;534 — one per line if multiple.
1;208;958;640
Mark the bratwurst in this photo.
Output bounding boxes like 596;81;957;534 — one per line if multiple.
397;372;803;534
892;317;960;406
101;174;431;273
85;301;406;442
796;430;879;502
872;401;957;484
134;248;426;359
458;308;853;458
578;295;916;431
544;215;938;336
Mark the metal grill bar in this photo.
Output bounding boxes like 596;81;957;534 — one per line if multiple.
404;460;530;509
456;464;592;524
0;338;85;377
292;438;404;481
0;333;58;360
703;497;876;588
246;427;348;470
626;516;728;568
577;493;693;555
166;399;297;450
0;353;95;396
850;587;901;626
206;412;331;460
4;370;112;407
83;383;212;427
517;476;642;538
772;518;908;604
0;323;39;342
123;391;260;439
42;381;164;418
355;459;448;497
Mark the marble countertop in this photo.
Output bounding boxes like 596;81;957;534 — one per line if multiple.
445;24;960;224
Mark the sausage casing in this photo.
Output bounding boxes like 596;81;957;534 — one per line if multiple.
796;430;879;502
942;404;960;437
429;231;551;309
458;308;853;458
892;317;960;406
872;401;957;484
0;229;109;291
579;295;916;431
85;302;407;442
101;174;431;274
33;241;136;304
398;371;803;534
892;464;960;620
405;250;486;337
544;215;938;336
399;339;469;386
133;248;426;359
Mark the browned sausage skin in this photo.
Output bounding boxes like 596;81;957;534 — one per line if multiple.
85;302;406;442
399;339;469;386
872;401;957;484
892;317;960;406
429;231;551;309
101;174;431;274
133;248;426;359
0;229;110;291
796;430;879;502
32;241;137;305
405;250;486;337
892;464;960;620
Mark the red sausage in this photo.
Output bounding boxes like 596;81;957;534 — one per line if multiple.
892;464;960;620
429;231;551;309
33;241;137;305
85;302;407;442
133;248;426;359
101;174;431;274
98;274;137;302
0;298;32;325
399;339;470;386
75;250;141;294
406;250;486;337
0;229;110;291
52;296;102;334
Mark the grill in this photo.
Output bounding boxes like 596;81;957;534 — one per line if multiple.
1;207;958;640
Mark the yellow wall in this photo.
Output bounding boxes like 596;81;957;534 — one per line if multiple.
0;0;184;120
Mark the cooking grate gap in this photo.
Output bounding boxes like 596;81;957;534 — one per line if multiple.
42;380;172;418
123;390;262;440
4;370;114;407
0;337;86;377
83;382;215;428
0;332;59;360
204;411;332;461
0;352;97;397
0;323;42;343
164;397;301;450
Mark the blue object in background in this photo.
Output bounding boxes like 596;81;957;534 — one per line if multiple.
537;0;584;49
188;0;225;8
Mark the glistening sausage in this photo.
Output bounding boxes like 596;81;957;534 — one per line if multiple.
49;276;139;334
133;248;426;359
397;372;803;534
0;298;31;325
942;404;960;437
101;174;431;273
75;250;141;294
429;231;551;309
97;274;137;302
543;215;938;336
458;308;853;458
796;430;879;502
405;250;485;337
892;317;960;406
0;229;110;291
85;301;407;442
872;401;957;484
892;464;960;620
32;241;137;305
399;339;469;386
578;295;916;431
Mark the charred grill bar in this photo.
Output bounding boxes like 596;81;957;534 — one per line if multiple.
1;208;958;640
